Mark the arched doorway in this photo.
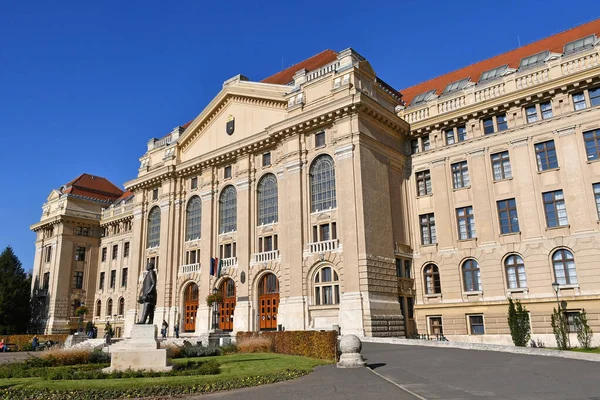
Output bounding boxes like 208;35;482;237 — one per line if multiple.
184;283;199;332
258;273;279;330
219;279;236;331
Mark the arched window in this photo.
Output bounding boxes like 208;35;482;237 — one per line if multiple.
219;186;237;233
423;264;441;294
259;273;279;295
257;174;278;225
96;300;101;317
106;298;113;316
462;259;481;292
310;155;336;212
552;249;578;285
222;279;236;298
505;254;527;289
186;196;202;241
147;207;161;248
118;297;125;316
314;266;340;305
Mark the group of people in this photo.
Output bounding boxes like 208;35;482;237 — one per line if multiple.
160;320;179;339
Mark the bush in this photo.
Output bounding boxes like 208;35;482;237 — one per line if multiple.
88;349;110;364
220;343;239;355
179;345;221;358
574;309;594;349
236;330;338;361
551;305;571;350
40;348;92;366
166;344;183;359
507;298;531;347
237;337;273;353
0;334;67;351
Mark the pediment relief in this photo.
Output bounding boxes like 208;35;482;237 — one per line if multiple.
316;212;331;222
47;189;61;202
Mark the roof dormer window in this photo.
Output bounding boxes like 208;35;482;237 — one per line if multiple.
410;90;437;106
519;50;549;69
564;34;596;55
442;78;470;95
479;65;508;83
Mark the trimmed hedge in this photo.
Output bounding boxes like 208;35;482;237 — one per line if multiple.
0;334;68;351
236;330;337;361
0;369;310;400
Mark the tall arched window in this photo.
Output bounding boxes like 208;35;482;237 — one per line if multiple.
423;264;441;294
314;266;340;305
462;259;481;292
258;174;278;225
118;297;125;316
147;207;161;248
186;196;202;241
310;155;337;212
219;186;237;233
552;249;577;285
505;254;527;289
106;298;113;316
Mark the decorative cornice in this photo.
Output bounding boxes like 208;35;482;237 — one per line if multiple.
554;125;576;136
235;178;250;191
334;143;354;160
510;136;531;148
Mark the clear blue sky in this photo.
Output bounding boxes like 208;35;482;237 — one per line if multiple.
1;1;598;271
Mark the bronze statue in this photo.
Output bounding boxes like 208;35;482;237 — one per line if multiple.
137;261;157;324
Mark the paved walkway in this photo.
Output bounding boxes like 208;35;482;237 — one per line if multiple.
191;342;600;400
0;351;37;364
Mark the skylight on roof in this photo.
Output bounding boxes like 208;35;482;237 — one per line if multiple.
519;50;550;69
564;34;596;55
479;65;508;82
442;78;470;95
410;89;437;106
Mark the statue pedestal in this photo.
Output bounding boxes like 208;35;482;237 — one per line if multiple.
103;325;172;373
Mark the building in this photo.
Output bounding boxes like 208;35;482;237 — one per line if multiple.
31;19;600;346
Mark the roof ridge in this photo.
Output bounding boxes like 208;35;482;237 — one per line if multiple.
261;49;338;84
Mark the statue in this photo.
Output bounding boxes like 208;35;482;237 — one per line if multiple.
137;261;157;324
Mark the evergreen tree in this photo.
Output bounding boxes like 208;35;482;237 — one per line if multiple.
0;246;31;334
574;309;593;349
551;303;570;350
507;298;531;347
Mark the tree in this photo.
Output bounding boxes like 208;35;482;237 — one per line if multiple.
0;246;31;334
507;298;531;347
551;302;570;350
574;309;593;349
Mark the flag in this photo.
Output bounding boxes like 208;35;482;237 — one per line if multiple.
217;258;223;278
210;258;216;276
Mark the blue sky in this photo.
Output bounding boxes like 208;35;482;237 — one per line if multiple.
1;1;598;271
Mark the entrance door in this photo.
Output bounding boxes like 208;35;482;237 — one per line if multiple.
184;283;199;332
258;273;279;330
219;279;236;331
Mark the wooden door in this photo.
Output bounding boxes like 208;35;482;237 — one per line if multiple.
219;279;236;331
184;283;199;332
258;273;279;330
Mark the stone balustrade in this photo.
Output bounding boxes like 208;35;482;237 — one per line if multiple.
221;257;237;268
179;263;200;275
102;203;134;219
307;239;339;253
254;250;280;263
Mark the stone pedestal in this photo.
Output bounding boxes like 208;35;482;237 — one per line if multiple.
103;324;172;373
337;334;366;368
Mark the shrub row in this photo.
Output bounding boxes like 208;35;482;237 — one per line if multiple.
236;330;338;361
0;369;310;400
0;334;68;351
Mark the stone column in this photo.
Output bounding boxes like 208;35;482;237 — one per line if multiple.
124;205;145;337
233;164;251;333
196;185;215;334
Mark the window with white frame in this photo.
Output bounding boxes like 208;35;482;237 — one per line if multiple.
469;315;485;335
313;266;340;305
543;190;568;227
505;254;527;289
310;155;336;212
573;92;587;110
186;196;202;241
312;222;337;243
257;174;278;225
146;207;161;248
185;249;199;265
552;249;578;285
491;151;512;180
219;186;237;233
456;206;476;240
258;234;278;253
535;140;559;171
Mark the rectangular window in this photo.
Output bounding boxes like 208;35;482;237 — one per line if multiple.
422;136;431;151
101;247;107;262
583;129;600;161
99;272;105;290
497;114;508;131
320;224;331;241
43;272;50;290
525;105;538;123
152;188;159;201
315;132;326;148
224;165;232;179
147;256;159;272
420;213;436;245
573;92;587;110
590;87;600;107
263;152;271;167
543;190;568;227
75;246;86;262
74;271;84;289
110;270;116;289
112;244;118;260
123;242;130;258
186;250;198;264
411;139;419;154
404;259;412;279
469;315;485;335
497;199;520;234
541;101;553;119
457;126;467;142
451;161;470;189
491;151;512;180
190;177;198;190
564;311;581;333
483;117;495;134
594;183;600;220
263;236;273;252
121;268;128;288
456;206;476;240
45;246;52;263
416;170;432;196
429;316;443;335
535;140;558;171
445;129;455;145
75;226;89;236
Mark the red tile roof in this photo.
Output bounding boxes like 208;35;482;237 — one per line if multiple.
261;49;339;85
114;190;134;204
400;18;600;105
61;173;123;202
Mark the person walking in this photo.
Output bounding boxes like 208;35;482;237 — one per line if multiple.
161;320;168;339
174;322;179;338
32;335;39;351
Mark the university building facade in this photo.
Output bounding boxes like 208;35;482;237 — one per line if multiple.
31;19;600;346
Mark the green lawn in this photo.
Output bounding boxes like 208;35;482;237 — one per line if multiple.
567;347;600;354
0;353;330;391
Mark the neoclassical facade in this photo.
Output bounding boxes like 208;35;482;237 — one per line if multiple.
31;19;600;345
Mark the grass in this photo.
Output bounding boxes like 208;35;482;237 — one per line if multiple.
566;347;600;353
0;353;330;391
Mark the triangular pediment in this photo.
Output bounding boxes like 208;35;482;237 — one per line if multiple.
46;189;61;202
178;79;289;161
